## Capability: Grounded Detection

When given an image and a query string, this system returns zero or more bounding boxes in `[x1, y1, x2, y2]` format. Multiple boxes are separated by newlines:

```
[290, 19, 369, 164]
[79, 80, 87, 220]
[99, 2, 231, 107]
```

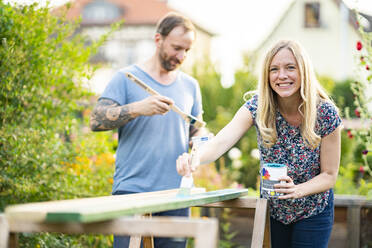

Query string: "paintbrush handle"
[125, 72, 205, 128]
[125, 72, 161, 96]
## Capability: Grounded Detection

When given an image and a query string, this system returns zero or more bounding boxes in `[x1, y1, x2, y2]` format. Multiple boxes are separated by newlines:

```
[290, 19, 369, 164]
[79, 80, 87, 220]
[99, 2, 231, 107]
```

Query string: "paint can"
[190, 136, 209, 168]
[260, 163, 287, 198]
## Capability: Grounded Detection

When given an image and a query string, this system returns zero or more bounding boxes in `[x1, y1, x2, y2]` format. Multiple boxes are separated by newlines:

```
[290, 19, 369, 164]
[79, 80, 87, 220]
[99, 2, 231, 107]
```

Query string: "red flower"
[366, 65, 370, 70]
[362, 149, 369, 155]
[354, 109, 361, 118]
[347, 130, 353, 139]
[359, 166, 364, 173]
[357, 41, 362, 50]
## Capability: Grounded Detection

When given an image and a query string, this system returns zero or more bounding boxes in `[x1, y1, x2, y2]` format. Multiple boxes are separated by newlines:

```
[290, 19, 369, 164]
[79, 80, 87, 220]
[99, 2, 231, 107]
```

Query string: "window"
[82, 0, 122, 24]
[304, 2, 321, 28]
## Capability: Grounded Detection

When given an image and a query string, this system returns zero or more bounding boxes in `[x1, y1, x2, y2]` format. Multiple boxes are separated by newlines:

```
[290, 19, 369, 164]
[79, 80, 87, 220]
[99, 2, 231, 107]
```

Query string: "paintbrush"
[178, 136, 209, 196]
[125, 72, 206, 128]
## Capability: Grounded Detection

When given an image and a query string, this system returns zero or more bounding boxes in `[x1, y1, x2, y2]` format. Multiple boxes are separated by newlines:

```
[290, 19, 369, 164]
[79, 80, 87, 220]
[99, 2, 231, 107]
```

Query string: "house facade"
[253, 0, 370, 81]
[57, 0, 214, 92]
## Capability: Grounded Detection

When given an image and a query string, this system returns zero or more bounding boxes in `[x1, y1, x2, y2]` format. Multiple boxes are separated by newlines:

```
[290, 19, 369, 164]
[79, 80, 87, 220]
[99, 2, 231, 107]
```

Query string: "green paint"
[45, 188, 248, 223]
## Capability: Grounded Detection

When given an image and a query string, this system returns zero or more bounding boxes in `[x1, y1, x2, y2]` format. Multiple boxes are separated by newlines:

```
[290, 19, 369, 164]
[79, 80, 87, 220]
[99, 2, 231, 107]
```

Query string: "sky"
[6, 0, 372, 87]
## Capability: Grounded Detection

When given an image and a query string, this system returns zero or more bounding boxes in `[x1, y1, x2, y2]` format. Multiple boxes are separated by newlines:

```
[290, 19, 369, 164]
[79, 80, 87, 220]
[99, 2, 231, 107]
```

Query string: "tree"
[0, 1, 118, 246]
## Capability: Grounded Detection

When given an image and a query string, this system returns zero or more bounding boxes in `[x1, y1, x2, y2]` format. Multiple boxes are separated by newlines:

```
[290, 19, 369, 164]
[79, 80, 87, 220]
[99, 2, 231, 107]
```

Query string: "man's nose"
[176, 50, 186, 62]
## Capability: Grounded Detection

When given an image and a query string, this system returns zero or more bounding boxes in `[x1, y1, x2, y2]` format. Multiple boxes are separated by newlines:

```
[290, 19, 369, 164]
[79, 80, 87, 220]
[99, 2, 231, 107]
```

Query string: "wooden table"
[1, 188, 270, 248]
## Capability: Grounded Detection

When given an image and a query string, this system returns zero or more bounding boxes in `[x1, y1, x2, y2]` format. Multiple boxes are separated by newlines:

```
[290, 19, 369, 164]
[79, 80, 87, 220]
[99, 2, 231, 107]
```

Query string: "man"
[90, 12, 204, 248]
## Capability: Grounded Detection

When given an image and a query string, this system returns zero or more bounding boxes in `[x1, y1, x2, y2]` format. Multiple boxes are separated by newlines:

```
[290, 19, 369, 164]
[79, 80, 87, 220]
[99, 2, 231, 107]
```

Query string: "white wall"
[254, 0, 360, 81]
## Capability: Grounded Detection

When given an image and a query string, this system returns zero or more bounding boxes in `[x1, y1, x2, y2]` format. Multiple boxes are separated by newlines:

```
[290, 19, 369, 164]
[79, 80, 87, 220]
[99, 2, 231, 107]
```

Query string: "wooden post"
[194, 218, 219, 248]
[0, 214, 9, 248]
[263, 201, 271, 248]
[141, 213, 154, 248]
[251, 198, 270, 248]
[347, 206, 360, 248]
[129, 214, 146, 248]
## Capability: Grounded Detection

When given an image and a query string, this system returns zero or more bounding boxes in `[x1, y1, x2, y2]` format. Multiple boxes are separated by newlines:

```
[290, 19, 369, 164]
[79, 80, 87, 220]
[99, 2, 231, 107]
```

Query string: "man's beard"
[159, 49, 181, 72]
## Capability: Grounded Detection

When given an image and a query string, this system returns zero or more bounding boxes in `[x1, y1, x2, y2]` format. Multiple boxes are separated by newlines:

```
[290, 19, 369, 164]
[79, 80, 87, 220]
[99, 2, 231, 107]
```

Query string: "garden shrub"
[0, 1, 119, 246]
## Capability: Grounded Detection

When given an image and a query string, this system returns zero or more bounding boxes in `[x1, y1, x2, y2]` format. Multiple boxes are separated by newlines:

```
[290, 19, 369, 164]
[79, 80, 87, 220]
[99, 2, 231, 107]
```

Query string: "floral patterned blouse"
[244, 95, 342, 224]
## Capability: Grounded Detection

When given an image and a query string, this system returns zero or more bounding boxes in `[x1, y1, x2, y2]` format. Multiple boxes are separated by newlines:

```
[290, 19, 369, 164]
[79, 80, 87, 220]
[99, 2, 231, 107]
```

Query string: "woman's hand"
[274, 176, 304, 199]
[176, 153, 193, 176]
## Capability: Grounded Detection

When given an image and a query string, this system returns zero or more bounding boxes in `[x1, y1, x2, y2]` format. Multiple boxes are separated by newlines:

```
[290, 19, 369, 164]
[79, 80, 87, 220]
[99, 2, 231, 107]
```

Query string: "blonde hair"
[256, 40, 333, 149]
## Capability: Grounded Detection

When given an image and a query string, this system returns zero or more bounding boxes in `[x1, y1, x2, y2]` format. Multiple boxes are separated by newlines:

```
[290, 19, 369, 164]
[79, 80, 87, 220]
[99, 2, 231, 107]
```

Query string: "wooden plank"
[335, 195, 372, 207]
[6, 216, 218, 244]
[347, 206, 360, 248]
[5, 188, 248, 223]
[200, 196, 258, 209]
[4, 188, 204, 223]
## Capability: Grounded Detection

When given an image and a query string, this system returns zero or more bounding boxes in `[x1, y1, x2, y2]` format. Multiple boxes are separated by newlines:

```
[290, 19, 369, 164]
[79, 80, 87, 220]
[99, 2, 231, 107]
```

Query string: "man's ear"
[154, 33, 163, 48]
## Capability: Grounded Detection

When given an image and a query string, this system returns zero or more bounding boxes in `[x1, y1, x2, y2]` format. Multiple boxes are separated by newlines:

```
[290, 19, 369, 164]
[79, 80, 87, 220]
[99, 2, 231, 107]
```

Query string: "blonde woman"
[176, 40, 342, 248]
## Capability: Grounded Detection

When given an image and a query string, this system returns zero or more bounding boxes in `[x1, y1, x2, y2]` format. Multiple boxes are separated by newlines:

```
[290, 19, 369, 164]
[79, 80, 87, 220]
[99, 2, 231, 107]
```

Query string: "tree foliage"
[0, 2, 118, 246]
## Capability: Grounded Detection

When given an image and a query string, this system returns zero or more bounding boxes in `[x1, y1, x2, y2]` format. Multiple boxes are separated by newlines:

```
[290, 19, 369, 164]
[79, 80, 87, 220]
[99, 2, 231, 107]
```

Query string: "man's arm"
[90, 99, 135, 131]
[90, 95, 174, 131]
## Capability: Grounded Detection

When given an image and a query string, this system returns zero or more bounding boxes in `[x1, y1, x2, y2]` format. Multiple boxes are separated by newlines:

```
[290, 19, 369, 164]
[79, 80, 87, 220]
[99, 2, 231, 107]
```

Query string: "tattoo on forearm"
[90, 99, 134, 131]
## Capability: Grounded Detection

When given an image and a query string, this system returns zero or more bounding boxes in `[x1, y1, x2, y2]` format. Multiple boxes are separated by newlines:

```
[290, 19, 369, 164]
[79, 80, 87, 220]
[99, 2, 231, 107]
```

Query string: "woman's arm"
[177, 106, 254, 176]
[275, 125, 342, 199]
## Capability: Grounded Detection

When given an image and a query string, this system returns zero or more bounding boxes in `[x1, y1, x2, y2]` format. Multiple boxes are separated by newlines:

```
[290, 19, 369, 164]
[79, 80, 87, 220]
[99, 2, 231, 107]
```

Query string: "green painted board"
[5, 188, 248, 223]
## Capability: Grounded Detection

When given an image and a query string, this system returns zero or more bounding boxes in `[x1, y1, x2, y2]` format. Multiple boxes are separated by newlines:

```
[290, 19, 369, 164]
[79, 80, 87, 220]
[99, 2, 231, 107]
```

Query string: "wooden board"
[5, 188, 248, 223]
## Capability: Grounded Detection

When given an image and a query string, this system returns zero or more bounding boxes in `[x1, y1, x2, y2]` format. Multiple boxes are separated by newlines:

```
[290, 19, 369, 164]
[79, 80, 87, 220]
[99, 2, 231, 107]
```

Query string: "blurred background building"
[54, 0, 372, 92]
[254, 0, 372, 81]
[57, 0, 214, 93]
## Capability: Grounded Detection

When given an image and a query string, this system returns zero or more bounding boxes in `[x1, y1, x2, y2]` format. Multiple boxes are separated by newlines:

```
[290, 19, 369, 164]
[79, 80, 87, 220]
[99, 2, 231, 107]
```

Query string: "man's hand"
[133, 95, 174, 116]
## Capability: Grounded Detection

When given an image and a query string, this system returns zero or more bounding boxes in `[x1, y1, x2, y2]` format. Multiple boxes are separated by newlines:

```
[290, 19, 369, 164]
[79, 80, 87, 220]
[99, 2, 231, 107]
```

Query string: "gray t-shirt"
[99, 65, 203, 193]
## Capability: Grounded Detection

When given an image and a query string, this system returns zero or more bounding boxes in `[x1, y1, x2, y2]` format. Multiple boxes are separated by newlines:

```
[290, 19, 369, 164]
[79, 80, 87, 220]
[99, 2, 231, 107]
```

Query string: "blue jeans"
[113, 190, 189, 248]
[270, 191, 334, 248]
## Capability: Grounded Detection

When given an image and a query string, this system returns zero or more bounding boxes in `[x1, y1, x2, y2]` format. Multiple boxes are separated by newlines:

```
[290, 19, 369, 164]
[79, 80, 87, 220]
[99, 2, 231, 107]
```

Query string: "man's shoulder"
[177, 71, 198, 86]
[118, 64, 138, 75]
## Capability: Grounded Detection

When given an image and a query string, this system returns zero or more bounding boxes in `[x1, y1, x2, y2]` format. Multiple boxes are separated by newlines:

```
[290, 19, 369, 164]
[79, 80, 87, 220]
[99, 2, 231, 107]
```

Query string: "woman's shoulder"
[244, 94, 258, 118]
[245, 93, 258, 105]
[317, 99, 339, 117]
[316, 99, 342, 136]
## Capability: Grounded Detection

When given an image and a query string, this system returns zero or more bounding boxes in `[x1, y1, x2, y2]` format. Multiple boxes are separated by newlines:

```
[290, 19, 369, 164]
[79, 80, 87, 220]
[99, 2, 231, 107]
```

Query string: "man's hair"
[156, 12, 195, 37]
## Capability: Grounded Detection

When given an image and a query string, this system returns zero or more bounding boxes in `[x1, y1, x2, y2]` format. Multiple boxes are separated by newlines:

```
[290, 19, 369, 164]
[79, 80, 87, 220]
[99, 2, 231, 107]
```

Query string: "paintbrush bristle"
[193, 120, 206, 128]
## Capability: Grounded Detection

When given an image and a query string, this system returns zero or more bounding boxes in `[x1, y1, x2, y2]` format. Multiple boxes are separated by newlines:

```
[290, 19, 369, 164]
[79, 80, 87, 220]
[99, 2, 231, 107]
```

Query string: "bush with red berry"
[347, 13, 372, 189]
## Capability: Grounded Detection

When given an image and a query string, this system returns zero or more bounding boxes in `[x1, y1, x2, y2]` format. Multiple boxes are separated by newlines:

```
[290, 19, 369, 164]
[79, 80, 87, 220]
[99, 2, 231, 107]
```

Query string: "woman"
[176, 40, 342, 248]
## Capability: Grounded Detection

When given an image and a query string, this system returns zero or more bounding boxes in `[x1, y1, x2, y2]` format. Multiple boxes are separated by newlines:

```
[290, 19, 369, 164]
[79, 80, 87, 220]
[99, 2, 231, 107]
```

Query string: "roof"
[54, 0, 214, 35]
